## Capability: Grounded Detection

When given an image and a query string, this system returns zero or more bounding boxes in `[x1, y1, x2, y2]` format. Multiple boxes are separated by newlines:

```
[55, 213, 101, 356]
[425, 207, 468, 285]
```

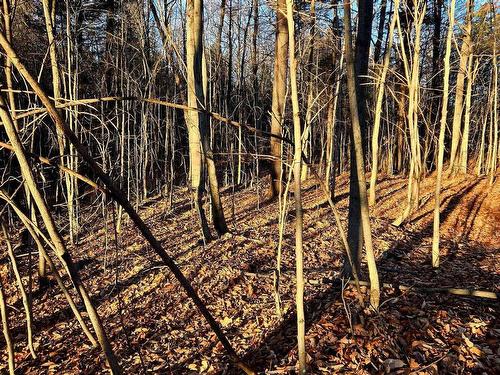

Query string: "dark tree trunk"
[346, 0, 373, 274]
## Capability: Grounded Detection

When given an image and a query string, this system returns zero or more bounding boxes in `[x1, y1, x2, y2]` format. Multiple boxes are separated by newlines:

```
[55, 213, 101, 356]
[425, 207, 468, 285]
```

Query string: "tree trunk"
[448, 0, 473, 174]
[270, 0, 288, 197]
[374, 0, 388, 63]
[459, 55, 476, 174]
[343, 0, 380, 309]
[0, 275, 14, 375]
[300, 0, 316, 181]
[186, 0, 228, 239]
[392, 1, 425, 226]
[432, 0, 455, 268]
[346, 0, 373, 276]
[285, 1, 306, 370]
[369, 0, 399, 206]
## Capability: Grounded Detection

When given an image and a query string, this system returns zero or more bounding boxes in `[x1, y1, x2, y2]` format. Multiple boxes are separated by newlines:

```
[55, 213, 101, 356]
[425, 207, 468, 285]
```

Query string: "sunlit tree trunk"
[488, 5, 498, 185]
[1, 221, 36, 358]
[343, 0, 380, 309]
[300, 0, 316, 181]
[432, 0, 455, 268]
[448, 0, 473, 174]
[42, 0, 77, 243]
[0, 274, 14, 375]
[393, 0, 425, 226]
[369, 0, 399, 206]
[186, 0, 228, 239]
[270, 0, 288, 197]
[285, 1, 306, 370]
[459, 55, 477, 174]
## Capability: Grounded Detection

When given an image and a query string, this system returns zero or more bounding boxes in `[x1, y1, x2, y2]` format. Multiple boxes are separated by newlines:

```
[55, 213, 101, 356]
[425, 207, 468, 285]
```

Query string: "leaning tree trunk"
[0, 92, 122, 374]
[2, 0, 48, 286]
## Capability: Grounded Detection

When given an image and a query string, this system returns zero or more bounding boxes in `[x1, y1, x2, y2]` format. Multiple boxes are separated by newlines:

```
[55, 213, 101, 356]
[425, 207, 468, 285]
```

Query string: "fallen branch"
[324, 278, 498, 300]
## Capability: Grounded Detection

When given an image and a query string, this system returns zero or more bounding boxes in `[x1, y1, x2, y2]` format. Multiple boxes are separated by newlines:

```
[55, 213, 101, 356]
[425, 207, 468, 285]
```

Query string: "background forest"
[0, 0, 498, 373]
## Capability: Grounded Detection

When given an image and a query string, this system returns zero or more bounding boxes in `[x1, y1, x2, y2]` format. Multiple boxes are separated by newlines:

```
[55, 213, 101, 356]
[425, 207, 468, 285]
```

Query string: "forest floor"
[1, 171, 499, 374]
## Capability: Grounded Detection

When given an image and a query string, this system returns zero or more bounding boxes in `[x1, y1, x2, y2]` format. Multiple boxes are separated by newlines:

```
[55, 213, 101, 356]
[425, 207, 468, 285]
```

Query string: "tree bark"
[285, 1, 306, 370]
[448, 0, 473, 174]
[270, 0, 288, 197]
[342, 0, 380, 309]
[346, 0, 373, 276]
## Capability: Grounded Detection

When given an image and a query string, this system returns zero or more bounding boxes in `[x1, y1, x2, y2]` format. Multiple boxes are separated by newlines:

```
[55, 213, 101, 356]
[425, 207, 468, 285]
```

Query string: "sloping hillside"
[1, 173, 498, 374]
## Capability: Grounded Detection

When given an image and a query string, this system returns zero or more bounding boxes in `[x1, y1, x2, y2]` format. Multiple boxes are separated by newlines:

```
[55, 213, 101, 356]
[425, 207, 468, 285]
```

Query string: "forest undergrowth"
[0, 171, 498, 374]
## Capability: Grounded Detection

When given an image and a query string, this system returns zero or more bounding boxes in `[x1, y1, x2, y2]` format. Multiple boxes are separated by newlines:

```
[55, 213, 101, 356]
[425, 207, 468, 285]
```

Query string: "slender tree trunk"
[432, 0, 455, 268]
[374, 0, 388, 63]
[346, 0, 373, 276]
[393, 1, 425, 226]
[489, 7, 498, 185]
[343, 0, 380, 309]
[430, 0, 443, 123]
[369, 0, 399, 205]
[285, 1, 306, 370]
[1, 221, 36, 358]
[459, 55, 476, 173]
[300, 0, 316, 181]
[0, 275, 14, 375]
[475, 93, 490, 176]
[448, 0, 473, 174]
